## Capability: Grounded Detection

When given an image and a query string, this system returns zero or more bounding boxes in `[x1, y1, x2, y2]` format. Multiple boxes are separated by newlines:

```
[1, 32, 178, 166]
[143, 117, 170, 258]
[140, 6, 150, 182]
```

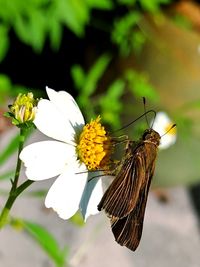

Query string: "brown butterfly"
[98, 128, 161, 251]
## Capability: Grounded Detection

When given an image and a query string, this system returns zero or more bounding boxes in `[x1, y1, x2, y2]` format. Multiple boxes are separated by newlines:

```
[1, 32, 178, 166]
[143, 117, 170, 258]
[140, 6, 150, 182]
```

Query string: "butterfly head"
[142, 129, 161, 146]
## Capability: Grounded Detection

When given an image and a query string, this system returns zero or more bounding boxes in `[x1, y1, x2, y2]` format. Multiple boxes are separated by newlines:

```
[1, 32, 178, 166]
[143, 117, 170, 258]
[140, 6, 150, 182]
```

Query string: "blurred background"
[0, 0, 200, 266]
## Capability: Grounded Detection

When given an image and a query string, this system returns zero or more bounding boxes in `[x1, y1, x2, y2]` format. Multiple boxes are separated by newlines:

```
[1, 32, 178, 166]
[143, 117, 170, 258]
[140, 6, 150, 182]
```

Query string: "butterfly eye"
[142, 129, 151, 139]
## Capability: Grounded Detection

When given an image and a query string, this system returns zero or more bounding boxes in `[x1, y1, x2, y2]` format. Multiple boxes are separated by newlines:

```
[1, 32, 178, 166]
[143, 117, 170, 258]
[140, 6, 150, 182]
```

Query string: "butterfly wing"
[98, 150, 146, 218]
[111, 159, 155, 251]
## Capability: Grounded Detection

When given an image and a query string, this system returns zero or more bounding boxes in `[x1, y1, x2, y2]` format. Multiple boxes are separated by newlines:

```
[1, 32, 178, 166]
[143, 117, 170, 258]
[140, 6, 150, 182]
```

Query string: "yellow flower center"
[165, 123, 176, 136]
[77, 116, 112, 171]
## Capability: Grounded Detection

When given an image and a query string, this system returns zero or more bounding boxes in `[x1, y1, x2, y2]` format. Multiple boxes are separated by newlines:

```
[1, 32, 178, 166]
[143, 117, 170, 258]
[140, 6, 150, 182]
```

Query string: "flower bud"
[6, 92, 38, 127]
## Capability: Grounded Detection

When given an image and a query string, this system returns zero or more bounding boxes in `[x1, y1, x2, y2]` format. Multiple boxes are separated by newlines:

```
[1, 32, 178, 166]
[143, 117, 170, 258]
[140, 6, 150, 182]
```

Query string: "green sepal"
[4, 111, 35, 129]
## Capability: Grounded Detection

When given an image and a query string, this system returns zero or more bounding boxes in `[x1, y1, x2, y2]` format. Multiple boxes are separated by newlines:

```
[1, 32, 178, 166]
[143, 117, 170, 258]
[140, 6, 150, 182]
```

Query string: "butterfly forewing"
[98, 143, 146, 218]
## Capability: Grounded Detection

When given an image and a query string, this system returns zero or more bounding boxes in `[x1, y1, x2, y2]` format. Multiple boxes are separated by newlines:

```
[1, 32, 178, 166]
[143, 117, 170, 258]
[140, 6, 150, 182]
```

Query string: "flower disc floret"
[77, 116, 112, 171]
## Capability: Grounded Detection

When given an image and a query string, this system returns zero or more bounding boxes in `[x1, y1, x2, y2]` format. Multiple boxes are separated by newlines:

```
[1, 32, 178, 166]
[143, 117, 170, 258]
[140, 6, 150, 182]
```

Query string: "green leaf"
[105, 79, 125, 99]
[12, 220, 68, 267]
[14, 7, 46, 52]
[99, 79, 125, 128]
[125, 70, 159, 102]
[49, 19, 62, 51]
[112, 11, 142, 55]
[14, 13, 31, 46]
[57, 0, 87, 36]
[71, 65, 86, 91]
[172, 14, 193, 30]
[0, 24, 9, 62]
[140, 0, 171, 13]
[117, 0, 136, 5]
[0, 74, 12, 94]
[112, 11, 141, 44]
[74, 54, 112, 119]
[82, 53, 111, 97]
[100, 79, 124, 109]
[86, 0, 113, 9]
[28, 10, 46, 52]
[0, 133, 20, 165]
[70, 0, 90, 26]
[131, 31, 146, 55]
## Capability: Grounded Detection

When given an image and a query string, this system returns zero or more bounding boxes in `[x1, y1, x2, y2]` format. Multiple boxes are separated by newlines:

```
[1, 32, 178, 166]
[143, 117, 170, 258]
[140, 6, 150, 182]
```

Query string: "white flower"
[20, 87, 113, 220]
[152, 111, 176, 149]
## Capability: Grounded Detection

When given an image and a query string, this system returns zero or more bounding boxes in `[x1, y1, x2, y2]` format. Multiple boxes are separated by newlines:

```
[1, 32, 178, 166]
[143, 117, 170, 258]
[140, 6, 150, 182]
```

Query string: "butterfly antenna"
[161, 124, 176, 138]
[112, 109, 156, 134]
[143, 97, 150, 128]
[150, 111, 157, 129]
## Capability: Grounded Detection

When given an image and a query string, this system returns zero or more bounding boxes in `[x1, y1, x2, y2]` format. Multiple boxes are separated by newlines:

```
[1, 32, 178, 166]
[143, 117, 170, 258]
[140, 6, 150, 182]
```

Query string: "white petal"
[34, 99, 75, 144]
[79, 172, 104, 221]
[152, 111, 172, 136]
[159, 134, 176, 149]
[46, 87, 85, 128]
[45, 162, 88, 219]
[20, 141, 76, 180]
[152, 111, 176, 149]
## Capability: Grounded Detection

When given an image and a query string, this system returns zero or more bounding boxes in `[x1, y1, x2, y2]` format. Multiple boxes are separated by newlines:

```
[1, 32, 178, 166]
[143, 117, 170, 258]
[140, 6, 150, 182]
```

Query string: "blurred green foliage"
[139, 0, 171, 12]
[172, 14, 193, 30]
[71, 53, 112, 111]
[71, 55, 158, 129]
[112, 11, 143, 56]
[0, 75, 27, 103]
[124, 70, 159, 101]
[71, 53, 112, 119]
[0, 132, 20, 165]
[0, 170, 15, 181]
[0, 0, 168, 105]
[0, 74, 46, 111]
[97, 79, 125, 128]
[0, 0, 113, 58]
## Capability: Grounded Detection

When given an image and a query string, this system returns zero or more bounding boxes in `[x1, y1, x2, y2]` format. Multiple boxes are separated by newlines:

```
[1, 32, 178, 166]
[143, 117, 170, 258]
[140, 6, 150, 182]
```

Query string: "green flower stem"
[12, 128, 26, 190]
[0, 180, 34, 228]
[0, 128, 34, 229]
